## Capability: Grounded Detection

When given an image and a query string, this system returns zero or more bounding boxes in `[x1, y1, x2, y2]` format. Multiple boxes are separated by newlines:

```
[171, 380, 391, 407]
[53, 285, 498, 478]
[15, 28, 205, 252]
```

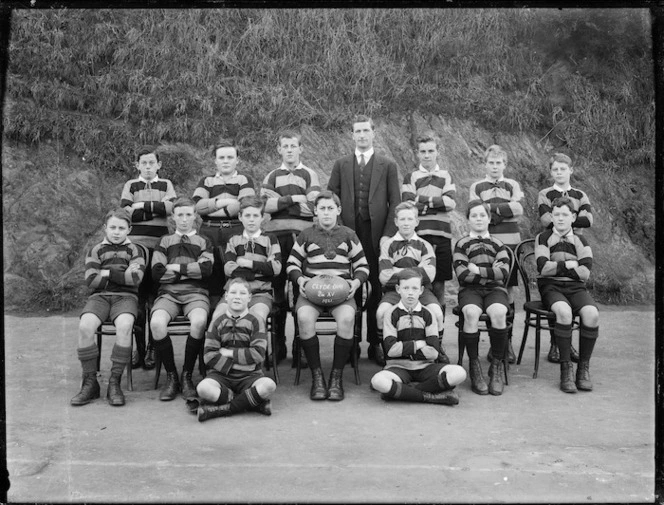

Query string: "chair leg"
[502, 324, 510, 386]
[517, 314, 529, 365]
[126, 333, 133, 391]
[352, 336, 361, 386]
[96, 332, 102, 372]
[270, 316, 280, 384]
[293, 319, 302, 386]
[154, 356, 162, 389]
[456, 313, 465, 366]
[534, 317, 542, 379]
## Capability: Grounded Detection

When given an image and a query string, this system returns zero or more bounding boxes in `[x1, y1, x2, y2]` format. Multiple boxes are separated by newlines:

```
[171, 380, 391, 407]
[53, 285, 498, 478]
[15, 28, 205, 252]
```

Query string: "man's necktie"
[359, 154, 366, 168]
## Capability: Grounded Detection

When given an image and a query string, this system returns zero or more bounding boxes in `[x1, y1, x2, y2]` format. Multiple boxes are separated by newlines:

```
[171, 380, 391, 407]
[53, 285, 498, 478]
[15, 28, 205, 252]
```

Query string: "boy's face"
[352, 121, 375, 152]
[468, 205, 491, 234]
[214, 147, 238, 176]
[224, 282, 251, 314]
[277, 137, 302, 168]
[485, 154, 506, 181]
[104, 216, 131, 244]
[173, 205, 197, 234]
[550, 161, 573, 186]
[239, 206, 264, 235]
[395, 209, 419, 238]
[314, 198, 341, 229]
[416, 141, 438, 170]
[395, 276, 424, 309]
[136, 153, 161, 181]
[552, 205, 576, 233]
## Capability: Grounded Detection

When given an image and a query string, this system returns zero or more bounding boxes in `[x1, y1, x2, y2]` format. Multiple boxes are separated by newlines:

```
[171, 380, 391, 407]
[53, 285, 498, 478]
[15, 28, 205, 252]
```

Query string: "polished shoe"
[327, 368, 344, 401]
[70, 371, 100, 406]
[131, 349, 143, 369]
[422, 390, 459, 405]
[368, 344, 386, 367]
[310, 367, 328, 400]
[180, 370, 197, 400]
[560, 361, 577, 393]
[488, 359, 505, 396]
[159, 371, 181, 401]
[547, 343, 561, 363]
[143, 346, 156, 370]
[255, 399, 272, 416]
[575, 360, 593, 391]
[198, 403, 232, 422]
[570, 344, 580, 364]
[106, 374, 125, 406]
[469, 357, 488, 395]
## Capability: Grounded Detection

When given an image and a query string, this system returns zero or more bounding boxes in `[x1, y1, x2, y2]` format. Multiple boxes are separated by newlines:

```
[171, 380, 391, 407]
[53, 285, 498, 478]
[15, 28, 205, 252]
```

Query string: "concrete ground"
[3, 305, 656, 503]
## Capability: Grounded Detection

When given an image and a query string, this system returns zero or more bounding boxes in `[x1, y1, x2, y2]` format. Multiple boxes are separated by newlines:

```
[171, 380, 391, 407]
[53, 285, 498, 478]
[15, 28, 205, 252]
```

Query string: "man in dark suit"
[328, 115, 401, 366]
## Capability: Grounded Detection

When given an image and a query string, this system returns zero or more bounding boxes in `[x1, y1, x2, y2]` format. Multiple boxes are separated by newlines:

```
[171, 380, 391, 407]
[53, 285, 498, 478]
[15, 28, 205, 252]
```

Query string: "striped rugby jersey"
[538, 185, 593, 231]
[401, 165, 456, 239]
[84, 238, 146, 297]
[152, 232, 213, 297]
[204, 309, 266, 374]
[382, 301, 440, 370]
[223, 231, 282, 294]
[453, 234, 510, 289]
[120, 176, 177, 249]
[378, 232, 436, 290]
[468, 177, 523, 247]
[261, 163, 321, 221]
[286, 223, 369, 284]
[535, 229, 592, 283]
[192, 171, 255, 220]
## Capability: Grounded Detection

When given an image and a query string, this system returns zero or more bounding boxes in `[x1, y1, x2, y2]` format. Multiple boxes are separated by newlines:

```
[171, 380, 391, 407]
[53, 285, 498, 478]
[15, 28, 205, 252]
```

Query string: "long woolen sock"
[579, 325, 599, 360]
[183, 335, 203, 373]
[154, 336, 177, 373]
[462, 331, 480, 359]
[300, 336, 321, 370]
[332, 336, 353, 369]
[554, 322, 573, 362]
[78, 344, 100, 374]
[110, 344, 131, 377]
[488, 327, 509, 360]
[384, 381, 424, 402]
[229, 386, 262, 414]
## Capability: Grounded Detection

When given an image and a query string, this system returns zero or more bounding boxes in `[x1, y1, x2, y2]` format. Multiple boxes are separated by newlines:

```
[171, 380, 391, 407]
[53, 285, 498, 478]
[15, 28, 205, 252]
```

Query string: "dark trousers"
[354, 216, 380, 346]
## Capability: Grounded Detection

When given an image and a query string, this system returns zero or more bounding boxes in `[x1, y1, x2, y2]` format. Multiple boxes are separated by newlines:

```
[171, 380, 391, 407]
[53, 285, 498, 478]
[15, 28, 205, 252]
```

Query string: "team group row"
[71, 115, 599, 421]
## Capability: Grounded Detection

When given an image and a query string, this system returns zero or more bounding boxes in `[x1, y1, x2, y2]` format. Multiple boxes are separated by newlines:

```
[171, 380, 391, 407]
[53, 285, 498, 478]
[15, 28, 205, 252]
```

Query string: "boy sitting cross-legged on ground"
[453, 200, 511, 396]
[376, 201, 449, 364]
[71, 208, 146, 407]
[193, 277, 277, 421]
[535, 196, 599, 394]
[371, 268, 466, 406]
[209, 195, 281, 335]
[150, 198, 213, 402]
[287, 190, 370, 402]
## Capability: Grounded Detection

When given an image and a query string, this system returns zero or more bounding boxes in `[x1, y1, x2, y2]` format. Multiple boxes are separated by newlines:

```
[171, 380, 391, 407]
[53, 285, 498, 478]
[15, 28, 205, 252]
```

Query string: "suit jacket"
[328, 153, 401, 250]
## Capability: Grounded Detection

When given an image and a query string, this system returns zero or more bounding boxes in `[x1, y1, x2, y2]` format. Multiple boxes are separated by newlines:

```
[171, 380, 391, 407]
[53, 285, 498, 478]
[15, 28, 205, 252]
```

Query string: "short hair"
[352, 114, 374, 131]
[415, 134, 438, 149]
[548, 152, 573, 170]
[239, 195, 265, 215]
[483, 144, 507, 163]
[278, 130, 302, 146]
[394, 201, 419, 218]
[314, 190, 341, 208]
[212, 138, 238, 157]
[466, 199, 491, 219]
[397, 267, 423, 285]
[105, 208, 132, 226]
[135, 145, 159, 163]
[551, 196, 576, 214]
[226, 277, 251, 293]
[172, 197, 196, 211]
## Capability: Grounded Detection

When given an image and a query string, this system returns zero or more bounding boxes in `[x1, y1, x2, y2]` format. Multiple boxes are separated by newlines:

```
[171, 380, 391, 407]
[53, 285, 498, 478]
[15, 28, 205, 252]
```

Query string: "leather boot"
[469, 358, 488, 395]
[106, 373, 125, 406]
[198, 403, 232, 422]
[143, 344, 156, 370]
[488, 359, 505, 396]
[422, 390, 459, 405]
[180, 370, 197, 400]
[547, 343, 560, 363]
[310, 367, 328, 400]
[327, 368, 344, 401]
[570, 344, 580, 364]
[71, 371, 101, 406]
[575, 360, 593, 391]
[159, 371, 181, 401]
[255, 399, 272, 416]
[560, 361, 577, 393]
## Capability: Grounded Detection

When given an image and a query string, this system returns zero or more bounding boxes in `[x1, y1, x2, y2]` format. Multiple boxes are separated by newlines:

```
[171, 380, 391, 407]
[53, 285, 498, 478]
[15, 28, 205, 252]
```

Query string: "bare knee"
[552, 303, 573, 325]
[196, 378, 221, 402]
[371, 371, 396, 394]
[254, 377, 276, 398]
[579, 306, 599, 327]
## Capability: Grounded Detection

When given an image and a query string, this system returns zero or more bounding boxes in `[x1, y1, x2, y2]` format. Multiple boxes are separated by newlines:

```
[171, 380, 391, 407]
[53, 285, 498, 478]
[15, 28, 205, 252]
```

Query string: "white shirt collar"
[243, 230, 262, 240]
[175, 230, 197, 237]
[397, 300, 423, 312]
[138, 175, 159, 184]
[214, 171, 238, 179]
[279, 162, 304, 172]
[226, 308, 250, 319]
[102, 237, 132, 245]
[484, 175, 505, 183]
[553, 227, 574, 239]
[355, 148, 374, 163]
[469, 231, 491, 239]
[393, 231, 419, 241]
[418, 164, 441, 173]
[553, 183, 572, 192]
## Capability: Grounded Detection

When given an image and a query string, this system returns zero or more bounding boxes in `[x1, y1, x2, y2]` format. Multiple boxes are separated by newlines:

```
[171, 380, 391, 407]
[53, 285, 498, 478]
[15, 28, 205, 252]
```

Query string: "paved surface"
[3, 305, 656, 503]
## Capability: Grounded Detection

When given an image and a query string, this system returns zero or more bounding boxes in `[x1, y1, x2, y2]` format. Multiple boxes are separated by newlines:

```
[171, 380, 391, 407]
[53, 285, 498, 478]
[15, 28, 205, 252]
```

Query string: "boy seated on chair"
[150, 198, 213, 402]
[371, 268, 466, 406]
[453, 199, 511, 397]
[535, 196, 599, 394]
[376, 201, 449, 364]
[286, 190, 369, 402]
[192, 277, 277, 421]
[71, 208, 146, 407]
[209, 195, 281, 335]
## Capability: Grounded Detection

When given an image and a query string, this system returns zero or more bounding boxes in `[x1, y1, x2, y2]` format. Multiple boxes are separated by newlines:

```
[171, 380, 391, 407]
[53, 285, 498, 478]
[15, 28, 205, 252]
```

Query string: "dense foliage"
[5, 8, 654, 170]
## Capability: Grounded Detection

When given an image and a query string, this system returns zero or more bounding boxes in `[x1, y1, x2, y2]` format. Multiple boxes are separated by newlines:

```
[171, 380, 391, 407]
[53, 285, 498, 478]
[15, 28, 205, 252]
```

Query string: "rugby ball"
[304, 274, 351, 307]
